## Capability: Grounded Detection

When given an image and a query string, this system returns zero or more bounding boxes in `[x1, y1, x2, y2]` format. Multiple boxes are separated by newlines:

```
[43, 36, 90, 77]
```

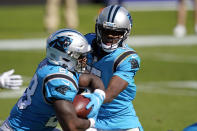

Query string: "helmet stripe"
[57, 29, 83, 38]
[49, 28, 86, 45]
[44, 73, 78, 90]
[107, 5, 115, 22]
[111, 6, 121, 22]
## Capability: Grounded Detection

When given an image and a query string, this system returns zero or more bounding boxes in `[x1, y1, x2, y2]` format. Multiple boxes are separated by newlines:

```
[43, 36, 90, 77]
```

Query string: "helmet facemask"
[95, 5, 132, 53]
[97, 24, 128, 53]
[65, 51, 88, 73]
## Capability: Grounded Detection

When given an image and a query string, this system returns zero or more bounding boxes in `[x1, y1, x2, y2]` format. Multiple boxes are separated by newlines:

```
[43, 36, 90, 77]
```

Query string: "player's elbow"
[67, 119, 88, 131]
[64, 121, 79, 131]
[58, 117, 84, 131]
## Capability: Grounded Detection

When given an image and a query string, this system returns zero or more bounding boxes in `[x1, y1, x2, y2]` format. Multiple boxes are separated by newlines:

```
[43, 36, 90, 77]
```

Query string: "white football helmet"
[96, 5, 132, 53]
[46, 29, 91, 73]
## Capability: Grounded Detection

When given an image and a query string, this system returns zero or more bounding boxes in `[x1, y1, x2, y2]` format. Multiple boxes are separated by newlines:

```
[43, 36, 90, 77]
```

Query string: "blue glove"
[83, 89, 105, 118]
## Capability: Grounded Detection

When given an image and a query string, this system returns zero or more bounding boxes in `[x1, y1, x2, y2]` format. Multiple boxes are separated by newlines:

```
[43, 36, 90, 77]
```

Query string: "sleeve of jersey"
[85, 33, 96, 45]
[113, 54, 140, 83]
[43, 77, 78, 103]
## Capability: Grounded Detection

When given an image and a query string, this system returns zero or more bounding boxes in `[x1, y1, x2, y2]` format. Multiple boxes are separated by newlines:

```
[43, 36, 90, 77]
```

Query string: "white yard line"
[0, 120, 3, 125]
[0, 81, 196, 99]
[123, 0, 194, 11]
[143, 52, 197, 64]
[138, 81, 197, 96]
[126, 35, 197, 47]
[0, 38, 46, 50]
[139, 81, 197, 90]
[0, 35, 197, 50]
[0, 87, 25, 99]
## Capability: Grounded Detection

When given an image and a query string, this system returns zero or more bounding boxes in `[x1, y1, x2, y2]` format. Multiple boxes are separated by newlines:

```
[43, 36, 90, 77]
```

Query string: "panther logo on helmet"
[46, 29, 91, 73]
[48, 36, 73, 52]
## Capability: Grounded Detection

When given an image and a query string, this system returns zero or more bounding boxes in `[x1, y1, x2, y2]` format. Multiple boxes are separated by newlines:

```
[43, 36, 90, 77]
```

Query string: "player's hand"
[0, 69, 23, 90]
[83, 89, 105, 118]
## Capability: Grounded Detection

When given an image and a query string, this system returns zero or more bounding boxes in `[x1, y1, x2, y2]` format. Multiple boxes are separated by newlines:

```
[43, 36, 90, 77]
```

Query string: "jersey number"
[17, 74, 38, 109]
[45, 116, 58, 127]
[16, 74, 58, 128]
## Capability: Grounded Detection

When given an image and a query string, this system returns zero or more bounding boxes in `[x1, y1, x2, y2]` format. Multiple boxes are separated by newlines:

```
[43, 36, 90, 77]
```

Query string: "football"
[73, 94, 92, 119]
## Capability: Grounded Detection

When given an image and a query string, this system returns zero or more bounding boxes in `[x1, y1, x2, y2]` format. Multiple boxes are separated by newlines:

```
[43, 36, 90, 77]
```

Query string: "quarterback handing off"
[85, 5, 143, 131]
[0, 29, 105, 131]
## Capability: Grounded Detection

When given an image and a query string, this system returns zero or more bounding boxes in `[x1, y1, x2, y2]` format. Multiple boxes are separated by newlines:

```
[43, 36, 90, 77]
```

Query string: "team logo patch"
[55, 86, 69, 95]
[49, 36, 73, 52]
[129, 58, 139, 69]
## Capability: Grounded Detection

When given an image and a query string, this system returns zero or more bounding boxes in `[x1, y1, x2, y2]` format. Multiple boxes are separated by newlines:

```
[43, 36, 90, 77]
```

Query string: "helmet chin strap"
[100, 36, 123, 53]
[101, 42, 117, 53]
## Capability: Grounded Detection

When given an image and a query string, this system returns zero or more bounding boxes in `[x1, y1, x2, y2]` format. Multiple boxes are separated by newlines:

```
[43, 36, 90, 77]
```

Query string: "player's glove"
[0, 69, 23, 90]
[83, 89, 105, 119]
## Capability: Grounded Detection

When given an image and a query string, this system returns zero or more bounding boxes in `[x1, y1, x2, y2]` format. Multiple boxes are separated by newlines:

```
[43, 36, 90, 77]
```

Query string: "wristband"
[94, 89, 106, 100]
[88, 118, 95, 128]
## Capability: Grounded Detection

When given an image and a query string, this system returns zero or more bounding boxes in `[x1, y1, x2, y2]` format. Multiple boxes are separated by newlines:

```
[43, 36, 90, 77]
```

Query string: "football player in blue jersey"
[84, 5, 143, 131]
[0, 29, 106, 131]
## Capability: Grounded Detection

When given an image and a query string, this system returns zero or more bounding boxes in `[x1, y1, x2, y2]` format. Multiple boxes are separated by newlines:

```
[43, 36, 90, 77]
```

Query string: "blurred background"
[0, 0, 197, 131]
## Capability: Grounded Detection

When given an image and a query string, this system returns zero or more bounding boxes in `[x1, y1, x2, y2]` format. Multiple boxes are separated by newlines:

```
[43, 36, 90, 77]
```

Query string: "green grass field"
[0, 4, 196, 39]
[0, 4, 197, 131]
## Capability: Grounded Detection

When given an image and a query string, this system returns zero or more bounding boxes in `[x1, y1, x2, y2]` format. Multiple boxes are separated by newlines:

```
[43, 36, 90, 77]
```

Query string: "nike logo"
[131, 55, 137, 58]
[62, 81, 70, 86]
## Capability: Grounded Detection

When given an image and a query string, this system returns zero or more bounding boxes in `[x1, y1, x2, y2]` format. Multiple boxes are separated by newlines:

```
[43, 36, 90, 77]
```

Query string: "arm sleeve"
[113, 53, 140, 83]
[43, 75, 78, 103]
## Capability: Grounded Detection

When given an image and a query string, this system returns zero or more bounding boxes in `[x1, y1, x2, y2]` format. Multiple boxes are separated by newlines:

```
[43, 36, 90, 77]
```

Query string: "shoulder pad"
[113, 51, 137, 72]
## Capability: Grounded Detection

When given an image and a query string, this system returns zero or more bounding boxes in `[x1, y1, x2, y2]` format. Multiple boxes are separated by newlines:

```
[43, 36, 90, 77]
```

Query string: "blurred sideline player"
[44, 0, 78, 33]
[0, 69, 23, 90]
[174, 0, 197, 37]
[85, 5, 143, 131]
[104, 0, 123, 6]
[0, 29, 105, 131]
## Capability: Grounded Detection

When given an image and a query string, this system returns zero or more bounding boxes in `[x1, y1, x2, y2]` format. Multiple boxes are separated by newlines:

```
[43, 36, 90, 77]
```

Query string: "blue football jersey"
[85, 33, 143, 130]
[8, 58, 79, 131]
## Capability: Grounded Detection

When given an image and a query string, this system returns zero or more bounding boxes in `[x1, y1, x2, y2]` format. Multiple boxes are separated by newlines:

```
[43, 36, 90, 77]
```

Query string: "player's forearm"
[79, 73, 105, 91]
[90, 76, 105, 91]
[54, 99, 93, 131]
[56, 113, 90, 131]
[70, 118, 91, 131]
[104, 89, 118, 103]
[103, 76, 128, 103]
[58, 118, 90, 131]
